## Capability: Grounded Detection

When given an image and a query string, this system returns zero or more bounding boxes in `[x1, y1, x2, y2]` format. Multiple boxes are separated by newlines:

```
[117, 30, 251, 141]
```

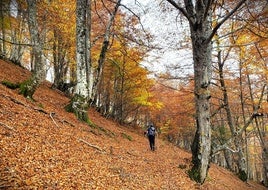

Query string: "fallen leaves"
[0, 59, 266, 190]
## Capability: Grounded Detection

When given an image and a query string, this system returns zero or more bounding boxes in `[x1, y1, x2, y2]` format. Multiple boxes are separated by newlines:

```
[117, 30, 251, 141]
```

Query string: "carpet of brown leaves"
[0, 59, 266, 189]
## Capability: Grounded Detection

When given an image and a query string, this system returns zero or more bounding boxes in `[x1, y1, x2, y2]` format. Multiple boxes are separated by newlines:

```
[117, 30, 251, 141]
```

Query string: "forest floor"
[0, 59, 266, 189]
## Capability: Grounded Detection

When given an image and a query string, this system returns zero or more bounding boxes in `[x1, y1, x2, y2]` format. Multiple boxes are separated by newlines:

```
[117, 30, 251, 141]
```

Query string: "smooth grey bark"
[216, 44, 247, 180]
[254, 108, 268, 186]
[21, 0, 45, 99]
[85, 0, 93, 100]
[165, 0, 247, 183]
[68, 0, 91, 122]
[166, 0, 212, 183]
[91, 0, 121, 104]
[10, 3, 26, 65]
[75, 0, 89, 98]
[215, 46, 234, 171]
[0, 0, 8, 58]
[247, 69, 268, 185]
[235, 58, 248, 181]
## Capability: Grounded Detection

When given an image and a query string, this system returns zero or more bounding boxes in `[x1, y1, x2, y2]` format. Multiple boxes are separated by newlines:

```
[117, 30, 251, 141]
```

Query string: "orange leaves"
[1, 54, 267, 190]
[149, 79, 195, 139]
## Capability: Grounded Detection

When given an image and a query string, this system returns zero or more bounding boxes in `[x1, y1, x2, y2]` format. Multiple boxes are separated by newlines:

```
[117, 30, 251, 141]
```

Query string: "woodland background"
[0, 0, 268, 188]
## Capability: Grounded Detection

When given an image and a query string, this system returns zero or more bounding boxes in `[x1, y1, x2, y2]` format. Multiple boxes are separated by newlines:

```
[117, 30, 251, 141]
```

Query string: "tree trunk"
[0, 0, 7, 58]
[216, 44, 247, 179]
[75, 0, 89, 98]
[180, 0, 212, 184]
[262, 147, 268, 186]
[255, 112, 268, 186]
[91, 0, 121, 104]
[67, 0, 91, 122]
[20, 0, 45, 99]
[51, 29, 69, 92]
[165, 0, 247, 184]
[85, 0, 93, 101]
[232, 54, 248, 181]
[190, 34, 212, 184]
[9, 3, 25, 66]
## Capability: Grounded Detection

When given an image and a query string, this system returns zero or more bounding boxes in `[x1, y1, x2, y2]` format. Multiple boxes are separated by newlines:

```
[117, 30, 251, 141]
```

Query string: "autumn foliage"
[1, 0, 268, 187]
[1, 59, 267, 189]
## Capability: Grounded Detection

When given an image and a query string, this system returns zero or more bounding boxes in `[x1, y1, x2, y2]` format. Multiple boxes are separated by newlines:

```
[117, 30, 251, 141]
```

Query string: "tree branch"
[206, 0, 247, 43]
[166, 0, 191, 23]
[204, 0, 213, 21]
[212, 84, 266, 155]
[50, 112, 59, 127]
[0, 122, 16, 131]
[78, 138, 103, 151]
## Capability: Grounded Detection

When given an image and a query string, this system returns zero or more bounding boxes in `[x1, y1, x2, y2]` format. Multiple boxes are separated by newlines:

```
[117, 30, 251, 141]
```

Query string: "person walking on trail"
[145, 124, 156, 151]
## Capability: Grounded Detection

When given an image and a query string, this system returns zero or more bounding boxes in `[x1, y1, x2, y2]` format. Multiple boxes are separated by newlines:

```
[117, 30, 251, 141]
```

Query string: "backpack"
[148, 126, 156, 136]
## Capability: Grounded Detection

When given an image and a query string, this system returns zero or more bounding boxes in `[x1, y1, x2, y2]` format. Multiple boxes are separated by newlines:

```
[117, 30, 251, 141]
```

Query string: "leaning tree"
[20, 0, 46, 99]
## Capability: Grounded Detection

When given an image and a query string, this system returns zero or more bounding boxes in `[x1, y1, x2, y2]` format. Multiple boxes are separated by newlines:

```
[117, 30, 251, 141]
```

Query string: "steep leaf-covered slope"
[0, 59, 265, 189]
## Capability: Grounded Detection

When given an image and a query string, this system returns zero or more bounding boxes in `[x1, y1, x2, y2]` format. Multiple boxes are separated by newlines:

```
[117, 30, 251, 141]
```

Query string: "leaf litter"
[0, 59, 266, 189]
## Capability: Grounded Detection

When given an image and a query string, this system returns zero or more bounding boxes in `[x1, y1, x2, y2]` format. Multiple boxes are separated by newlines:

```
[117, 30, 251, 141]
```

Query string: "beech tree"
[67, 0, 91, 121]
[209, 1, 268, 182]
[20, 0, 46, 99]
[0, 0, 9, 58]
[91, 0, 122, 104]
[212, 37, 248, 180]
[9, 1, 27, 66]
[45, 0, 76, 93]
[165, 0, 247, 183]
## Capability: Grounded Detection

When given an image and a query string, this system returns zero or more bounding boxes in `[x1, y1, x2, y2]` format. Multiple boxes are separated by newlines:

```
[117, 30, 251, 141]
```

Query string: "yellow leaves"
[133, 94, 152, 107]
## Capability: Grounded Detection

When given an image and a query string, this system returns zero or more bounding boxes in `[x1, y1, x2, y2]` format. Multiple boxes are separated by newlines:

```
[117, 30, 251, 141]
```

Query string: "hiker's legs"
[148, 136, 155, 151]
[148, 136, 152, 150]
[151, 136, 155, 151]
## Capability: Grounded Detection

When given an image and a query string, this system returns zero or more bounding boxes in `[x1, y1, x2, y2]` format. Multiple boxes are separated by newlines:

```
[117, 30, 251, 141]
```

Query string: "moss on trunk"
[19, 79, 36, 100]
[65, 94, 90, 123]
[1, 79, 37, 100]
[238, 169, 247, 182]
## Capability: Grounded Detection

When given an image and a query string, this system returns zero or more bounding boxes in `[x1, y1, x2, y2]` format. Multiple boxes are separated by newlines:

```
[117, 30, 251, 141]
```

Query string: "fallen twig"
[0, 94, 77, 128]
[50, 112, 59, 127]
[78, 138, 103, 152]
[0, 94, 47, 114]
[33, 107, 48, 114]
[0, 122, 15, 131]
[126, 151, 138, 157]
[62, 119, 75, 127]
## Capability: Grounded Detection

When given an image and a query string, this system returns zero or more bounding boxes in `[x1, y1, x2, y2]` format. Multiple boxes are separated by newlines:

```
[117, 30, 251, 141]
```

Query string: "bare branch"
[0, 122, 16, 131]
[206, 0, 247, 43]
[78, 138, 103, 151]
[165, 0, 191, 23]
[225, 146, 239, 153]
[119, 3, 151, 43]
[50, 112, 59, 127]
[212, 84, 266, 155]
[204, 0, 213, 21]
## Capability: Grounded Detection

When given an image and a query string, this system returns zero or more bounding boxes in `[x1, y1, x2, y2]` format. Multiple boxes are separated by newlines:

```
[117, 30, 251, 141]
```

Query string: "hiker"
[145, 124, 157, 151]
